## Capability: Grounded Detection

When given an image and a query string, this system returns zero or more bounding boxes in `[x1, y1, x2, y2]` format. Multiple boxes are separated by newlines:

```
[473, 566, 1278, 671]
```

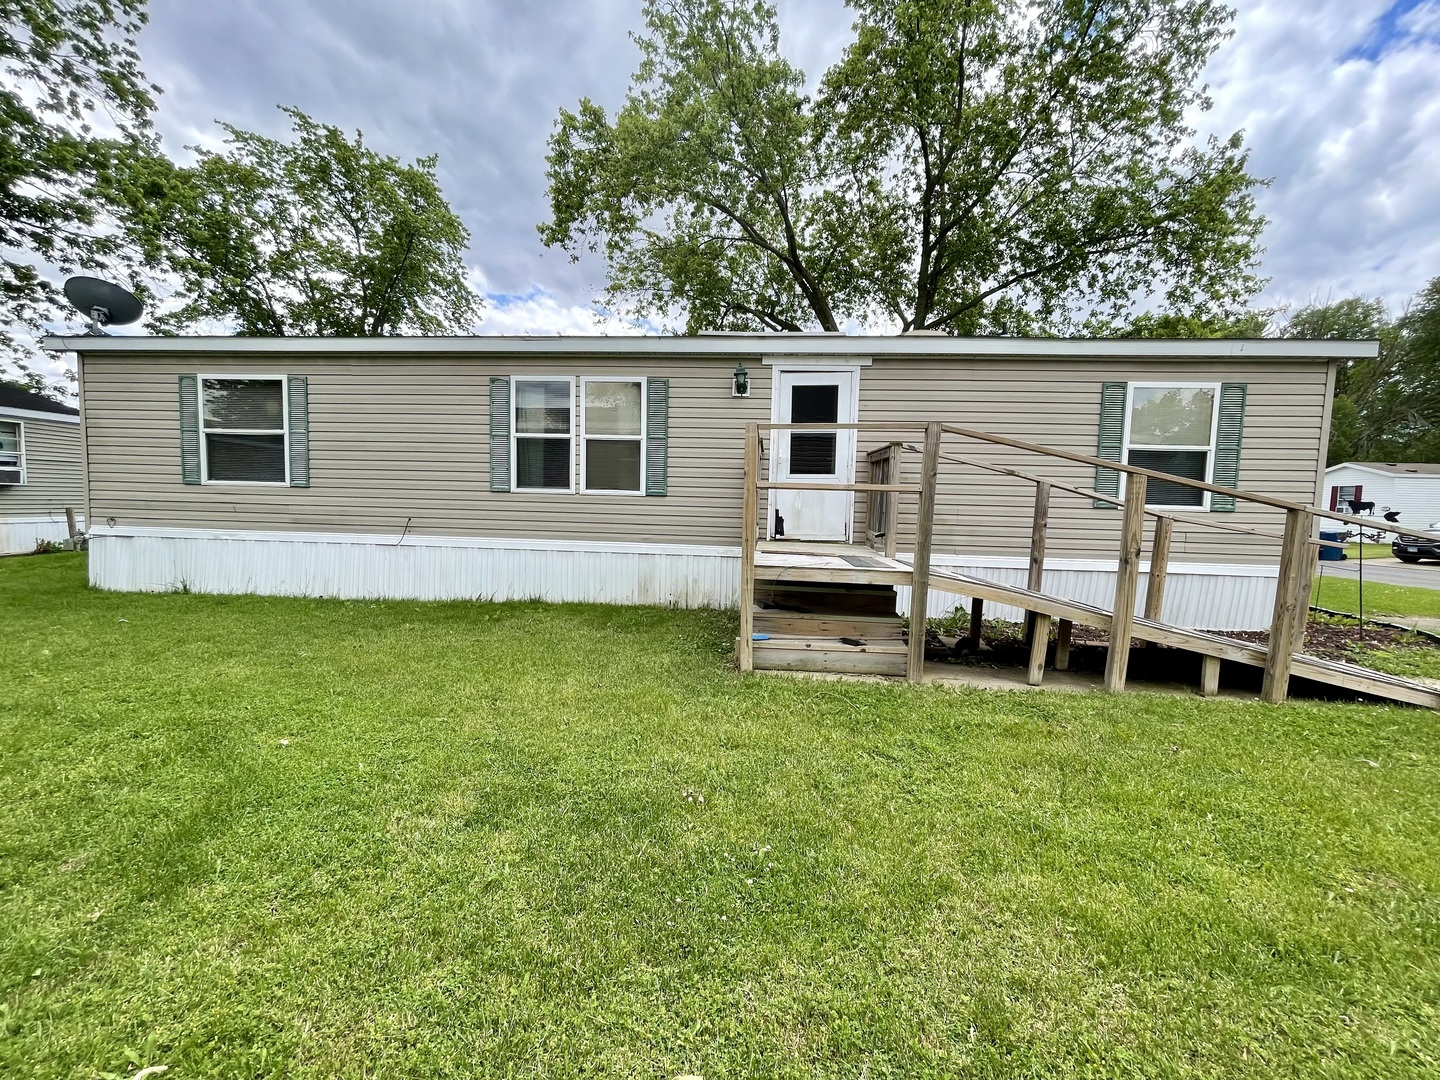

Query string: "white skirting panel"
[87, 528, 1279, 630]
[895, 556, 1278, 631]
[87, 528, 741, 608]
[1, 515, 81, 555]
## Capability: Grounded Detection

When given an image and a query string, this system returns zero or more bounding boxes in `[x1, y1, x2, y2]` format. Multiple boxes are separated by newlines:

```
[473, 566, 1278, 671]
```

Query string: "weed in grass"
[2, 554, 1440, 1077]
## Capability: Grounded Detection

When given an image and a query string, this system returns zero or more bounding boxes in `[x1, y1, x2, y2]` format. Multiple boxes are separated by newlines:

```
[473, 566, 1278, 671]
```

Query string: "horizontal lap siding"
[0, 415, 83, 518]
[857, 359, 1330, 565]
[82, 352, 1330, 565]
[82, 356, 770, 545]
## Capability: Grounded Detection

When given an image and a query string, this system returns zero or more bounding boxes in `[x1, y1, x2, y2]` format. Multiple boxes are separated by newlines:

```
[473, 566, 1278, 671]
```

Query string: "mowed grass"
[3, 555, 1440, 1078]
[1313, 572, 1440, 620]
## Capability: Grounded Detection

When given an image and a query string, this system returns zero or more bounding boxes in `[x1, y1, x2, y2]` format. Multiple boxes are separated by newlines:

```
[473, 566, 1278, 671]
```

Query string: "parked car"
[1392, 522, 1440, 563]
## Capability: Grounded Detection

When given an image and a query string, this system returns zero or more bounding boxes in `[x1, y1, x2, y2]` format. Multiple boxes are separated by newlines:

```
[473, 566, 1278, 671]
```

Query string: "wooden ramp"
[927, 566, 1440, 710]
[735, 420, 1440, 710]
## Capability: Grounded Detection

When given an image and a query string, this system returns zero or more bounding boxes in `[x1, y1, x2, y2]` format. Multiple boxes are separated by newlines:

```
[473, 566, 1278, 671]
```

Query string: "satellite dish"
[63, 276, 143, 335]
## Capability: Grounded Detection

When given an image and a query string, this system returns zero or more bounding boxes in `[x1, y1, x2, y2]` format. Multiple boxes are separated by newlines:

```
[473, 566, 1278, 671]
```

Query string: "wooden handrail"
[761, 421, 931, 432]
[907, 444, 1345, 548]
[938, 422, 1440, 543]
[757, 480, 919, 493]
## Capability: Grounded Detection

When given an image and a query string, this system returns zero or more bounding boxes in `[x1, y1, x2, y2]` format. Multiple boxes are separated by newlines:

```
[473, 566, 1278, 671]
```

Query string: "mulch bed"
[920, 614, 1439, 699]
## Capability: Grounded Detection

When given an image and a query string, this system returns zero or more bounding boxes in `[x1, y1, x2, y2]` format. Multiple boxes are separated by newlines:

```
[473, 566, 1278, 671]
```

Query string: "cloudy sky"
[82, 0, 1440, 340]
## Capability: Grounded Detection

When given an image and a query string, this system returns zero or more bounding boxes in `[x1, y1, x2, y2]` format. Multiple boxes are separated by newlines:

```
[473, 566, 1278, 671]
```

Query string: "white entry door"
[769, 368, 858, 540]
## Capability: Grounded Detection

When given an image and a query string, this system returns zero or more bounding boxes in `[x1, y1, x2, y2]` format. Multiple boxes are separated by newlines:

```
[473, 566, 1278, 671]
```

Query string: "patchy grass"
[4, 554, 1440, 1078]
[1352, 642, 1440, 683]
[1313, 572, 1440, 620]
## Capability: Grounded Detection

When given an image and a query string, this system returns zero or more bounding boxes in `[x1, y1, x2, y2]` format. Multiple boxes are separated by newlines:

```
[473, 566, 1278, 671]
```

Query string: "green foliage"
[107, 108, 481, 335]
[1280, 288, 1440, 465]
[0, 0, 157, 381]
[5, 554, 1440, 1074]
[541, 0, 1266, 334]
[1117, 309, 1273, 338]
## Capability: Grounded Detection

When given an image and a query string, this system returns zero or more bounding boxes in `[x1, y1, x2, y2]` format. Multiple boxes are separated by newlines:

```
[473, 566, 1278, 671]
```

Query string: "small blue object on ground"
[1318, 531, 1346, 561]
[751, 633, 770, 641]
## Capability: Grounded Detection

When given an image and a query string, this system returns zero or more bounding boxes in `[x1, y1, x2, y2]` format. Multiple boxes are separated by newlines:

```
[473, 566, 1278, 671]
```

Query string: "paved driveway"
[1318, 555, 1440, 590]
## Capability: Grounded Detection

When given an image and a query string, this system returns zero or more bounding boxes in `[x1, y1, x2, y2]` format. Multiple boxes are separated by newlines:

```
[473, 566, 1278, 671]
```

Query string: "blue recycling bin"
[1318, 530, 1346, 560]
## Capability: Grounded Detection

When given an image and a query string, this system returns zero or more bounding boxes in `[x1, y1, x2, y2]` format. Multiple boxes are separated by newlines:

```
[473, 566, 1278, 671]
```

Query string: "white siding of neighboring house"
[1321, 465, 1440, 533]
[0, 409, 84, 554]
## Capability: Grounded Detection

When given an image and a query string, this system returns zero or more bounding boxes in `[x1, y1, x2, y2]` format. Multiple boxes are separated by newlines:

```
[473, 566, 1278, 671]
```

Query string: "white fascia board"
[0, 405, 79, 424]
[39, 333, 1379, 361]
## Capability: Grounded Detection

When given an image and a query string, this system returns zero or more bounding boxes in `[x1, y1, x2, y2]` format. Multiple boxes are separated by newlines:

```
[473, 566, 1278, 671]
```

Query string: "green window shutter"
[645, 377, 669, 496]
[1210, 383, 1247, 512]
[489, 377, 511, 492]
[1092, 382, 1127, 508]
[178, 374, 201, 484]
[287, 375, 310, 487]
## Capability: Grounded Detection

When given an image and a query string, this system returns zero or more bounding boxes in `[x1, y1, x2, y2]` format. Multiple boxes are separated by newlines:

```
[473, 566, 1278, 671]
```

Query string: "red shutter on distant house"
[1329, 486, 1338, 511]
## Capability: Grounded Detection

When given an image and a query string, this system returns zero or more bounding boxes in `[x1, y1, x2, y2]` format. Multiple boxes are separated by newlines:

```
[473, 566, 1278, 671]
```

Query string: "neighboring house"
[0, 383, 83, 554]
[1321, 461, 1440, 533]
[43, 334, 1372, 630]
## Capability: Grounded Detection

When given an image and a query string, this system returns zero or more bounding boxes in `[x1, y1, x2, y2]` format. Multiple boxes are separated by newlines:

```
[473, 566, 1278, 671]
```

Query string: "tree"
[1279, 297, 1394, 465]
[541, 0, 1265, 335]
[108, 108, 481, 335]
[1387, 278, 1440, 463]
[0, 0, 157, 384]
[1120, 309, 1272, 338]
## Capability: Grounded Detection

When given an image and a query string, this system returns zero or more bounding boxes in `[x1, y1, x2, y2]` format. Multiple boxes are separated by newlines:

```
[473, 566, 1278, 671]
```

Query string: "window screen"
[1124, 385, 1215, 508]
[583, 380, 644, 491]
[789, 382, 839, 476]
[201, 378, 286, 482]
[0, 421, 19, 468]
[514, 378, 573, 490]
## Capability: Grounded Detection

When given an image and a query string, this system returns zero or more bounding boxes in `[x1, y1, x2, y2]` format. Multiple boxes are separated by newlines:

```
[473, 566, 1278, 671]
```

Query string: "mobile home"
[45, 334, 1370, 631]
[0, 383, 83, 554]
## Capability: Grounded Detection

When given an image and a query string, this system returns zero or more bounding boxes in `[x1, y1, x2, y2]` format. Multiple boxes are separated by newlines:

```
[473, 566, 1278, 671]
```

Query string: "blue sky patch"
[1345, 0, 1437, 62]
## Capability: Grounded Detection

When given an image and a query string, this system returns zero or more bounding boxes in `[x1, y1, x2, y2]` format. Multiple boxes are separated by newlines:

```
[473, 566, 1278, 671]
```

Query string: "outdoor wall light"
[732, 361, 750, 397]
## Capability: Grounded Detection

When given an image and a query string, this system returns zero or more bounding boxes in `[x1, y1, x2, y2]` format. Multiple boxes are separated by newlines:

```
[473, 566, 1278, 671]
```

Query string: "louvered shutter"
[179, 375, 201, 484]
[645, 377, 669, 496]
[1209, 383, 1246, 512]
[286, 376, 310, 487]
[1092, 382, 1126, 508]
[489, 377, 511, 492]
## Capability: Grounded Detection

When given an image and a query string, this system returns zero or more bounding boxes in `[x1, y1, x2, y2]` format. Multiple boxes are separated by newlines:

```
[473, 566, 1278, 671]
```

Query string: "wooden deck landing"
[748, 543, 1440, 709]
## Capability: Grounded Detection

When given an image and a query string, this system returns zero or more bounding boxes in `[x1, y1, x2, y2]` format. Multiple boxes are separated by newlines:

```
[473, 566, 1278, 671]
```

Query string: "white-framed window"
[200, 376, 289, 484]
[580, 377, 646, 494]
[512, 377, 575, 492]
[0, 420, 24, 484]
[1122, 382, 1219, 509]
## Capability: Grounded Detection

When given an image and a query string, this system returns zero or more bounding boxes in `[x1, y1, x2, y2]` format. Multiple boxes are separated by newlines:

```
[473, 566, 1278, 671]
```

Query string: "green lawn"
[4, 554, 1440, 1078]
[1313, 572, 1440, 620]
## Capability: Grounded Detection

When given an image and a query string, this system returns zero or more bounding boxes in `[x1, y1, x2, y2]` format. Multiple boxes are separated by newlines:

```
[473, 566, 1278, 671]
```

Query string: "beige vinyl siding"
[83, 355, 771, 544]
[0, 413, 83, 518]
[857, 358, 1331, 564]
[81, 350, 1331, 564]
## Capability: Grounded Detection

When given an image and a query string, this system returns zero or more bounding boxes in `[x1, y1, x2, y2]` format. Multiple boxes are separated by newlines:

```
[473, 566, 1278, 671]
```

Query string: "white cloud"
[15, 0, 1440, 380]
[1202, 0, 1440, 314]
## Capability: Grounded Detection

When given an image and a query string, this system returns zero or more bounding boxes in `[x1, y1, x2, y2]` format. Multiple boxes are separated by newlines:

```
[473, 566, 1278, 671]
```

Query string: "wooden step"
[754, 581, 899, 617]
[751, 634, 908, 677]
[753, 610, 906, 640]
